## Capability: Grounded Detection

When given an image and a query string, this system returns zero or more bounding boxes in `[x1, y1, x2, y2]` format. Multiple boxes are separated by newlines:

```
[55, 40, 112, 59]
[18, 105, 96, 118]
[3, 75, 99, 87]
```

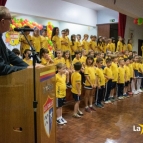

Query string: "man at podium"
[0, 6, 29, 75]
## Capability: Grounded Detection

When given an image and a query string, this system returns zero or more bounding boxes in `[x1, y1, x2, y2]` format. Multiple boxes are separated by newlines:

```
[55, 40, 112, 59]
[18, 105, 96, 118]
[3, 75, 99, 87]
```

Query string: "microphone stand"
[21, 31, 41, 143]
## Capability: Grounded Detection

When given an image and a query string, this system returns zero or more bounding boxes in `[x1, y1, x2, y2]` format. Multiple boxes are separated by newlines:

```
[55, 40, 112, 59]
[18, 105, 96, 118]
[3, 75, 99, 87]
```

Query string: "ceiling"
[89, 0, 143, 18]
[62, 0, 105, 10]
[63, 0, 143, 18]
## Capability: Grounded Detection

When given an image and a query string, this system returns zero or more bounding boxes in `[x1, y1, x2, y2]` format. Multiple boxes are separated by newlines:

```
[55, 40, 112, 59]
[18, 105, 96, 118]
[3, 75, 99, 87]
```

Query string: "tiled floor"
[57, 94, 143, 143]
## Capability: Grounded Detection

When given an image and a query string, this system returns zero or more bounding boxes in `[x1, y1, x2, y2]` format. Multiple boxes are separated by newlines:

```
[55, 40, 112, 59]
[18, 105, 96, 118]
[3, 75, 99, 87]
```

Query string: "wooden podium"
[0, 66, 56, 143]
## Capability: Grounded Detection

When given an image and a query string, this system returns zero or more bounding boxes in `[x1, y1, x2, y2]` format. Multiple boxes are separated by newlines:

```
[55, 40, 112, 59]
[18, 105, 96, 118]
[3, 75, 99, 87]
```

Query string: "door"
[138, 39, 143, 56]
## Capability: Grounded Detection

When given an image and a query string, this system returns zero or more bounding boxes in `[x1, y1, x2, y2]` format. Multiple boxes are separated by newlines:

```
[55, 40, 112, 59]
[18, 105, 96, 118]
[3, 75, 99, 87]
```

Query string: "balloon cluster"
[10, 17, 43, 30]
[47, 22, 54, 51]
[133, 18, 143, 25]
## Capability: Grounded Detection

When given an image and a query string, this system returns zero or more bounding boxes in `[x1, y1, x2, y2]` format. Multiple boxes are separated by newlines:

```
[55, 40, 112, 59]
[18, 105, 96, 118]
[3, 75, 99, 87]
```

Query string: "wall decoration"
[5, 31, 20, 46]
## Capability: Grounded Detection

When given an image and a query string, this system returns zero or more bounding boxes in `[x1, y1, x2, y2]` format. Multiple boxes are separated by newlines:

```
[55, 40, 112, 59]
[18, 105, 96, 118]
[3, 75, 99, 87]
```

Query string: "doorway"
[138, 39, 143, 56]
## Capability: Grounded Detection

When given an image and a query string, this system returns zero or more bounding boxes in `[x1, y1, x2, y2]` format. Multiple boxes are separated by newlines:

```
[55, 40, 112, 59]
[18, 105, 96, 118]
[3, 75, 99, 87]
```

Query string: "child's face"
[25, 51, 31, 59]
[129, 52, 132, 56]
[134, 56, 138, 62]
[77, 36, 81, 41]
[97, 61, 103, 68]
[90, 52, 94, 57]
[57, 51, 62, 58]
[34, 29, 40, 36]
[114, 58, 118, 63]
[25, 31, 30, 35]
[76, 53, 81, 59]
[125, 59, 130, 65]
[66, 31, 69, 36]
[72, 36, 76, 40]
[87, 59, 93, 65]
[84, 36, 88, 40]
[129, 59, 133, 64]
[58, 66, 66, 74]
[56, 28, 59, 35]
[97, 54, 101, 58]
[101, 53, 104, 58]
[107, 62, 111, 67]
[44, 53, 50, 60]
[62, 32, 66, 38]
[65, 53, 70, 59]
[120, 60, 124, 66]
[125, 51, 129, 55]
[92, 37, 96, 41]
[42, 31, 47, 37]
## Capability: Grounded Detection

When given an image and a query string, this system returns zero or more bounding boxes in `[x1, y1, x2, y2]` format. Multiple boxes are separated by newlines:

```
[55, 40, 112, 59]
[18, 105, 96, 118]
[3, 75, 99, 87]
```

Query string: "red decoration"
[133, 19, 138, 24]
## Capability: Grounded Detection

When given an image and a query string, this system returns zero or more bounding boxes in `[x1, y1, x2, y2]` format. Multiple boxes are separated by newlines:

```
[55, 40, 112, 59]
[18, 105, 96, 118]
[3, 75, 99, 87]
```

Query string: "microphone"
[14, 28, 34, 32]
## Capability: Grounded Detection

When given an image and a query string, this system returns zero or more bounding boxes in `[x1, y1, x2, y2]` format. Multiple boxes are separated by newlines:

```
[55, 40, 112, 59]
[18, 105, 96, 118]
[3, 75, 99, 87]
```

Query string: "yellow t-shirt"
[80, 56, 87, 64]
[95, 67, 105, 86]
[72, 58, 82, 65]
[129, 63, 134, 78]
[132, 62, 138, 71]
[123, 44, 127, 51]
[127, 44, 132, 51]
[41, 36, 48, 49]
[70, 41, 78, 55]
[89, 40, 97, 51]
[56, 73, 66, 98]
[52, 35, 61, 50]
[111, 43, 116, 52]
[71, 72, 81, 94]
[82, 40, 89, 52]
[84, 66, 96, 86]
[124, 55, 128, 59]
[20, 35, 31, 54]
[124, 65, 130, 81]
[41, 57, 52, 65]
[106, 43, 113, 52]
[116, 41, 123, 52]
[54, 57, 65, 65]
[104, 67, 113, 82]
[110, 62, 118, 82]
[65, 59, 71, 69]
[23, 59, 32, 66]
[31, 36, 42, 52]
[77, 41, 82, 51]
[61, 37, 69, 52]
[118, 67, 125, 83]
[97, 43, 104, 52]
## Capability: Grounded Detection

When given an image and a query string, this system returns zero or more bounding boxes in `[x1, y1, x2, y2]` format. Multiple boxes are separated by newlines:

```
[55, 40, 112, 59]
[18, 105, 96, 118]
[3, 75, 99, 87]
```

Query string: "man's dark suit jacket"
[0, 34, 28, 75]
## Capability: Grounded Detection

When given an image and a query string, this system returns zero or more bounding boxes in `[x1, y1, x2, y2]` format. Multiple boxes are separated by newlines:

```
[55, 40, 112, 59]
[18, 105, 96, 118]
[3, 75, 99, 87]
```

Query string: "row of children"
[12, 47, 143, 125]
[19, 25, 133, 58]
[51, 49, 143, 125]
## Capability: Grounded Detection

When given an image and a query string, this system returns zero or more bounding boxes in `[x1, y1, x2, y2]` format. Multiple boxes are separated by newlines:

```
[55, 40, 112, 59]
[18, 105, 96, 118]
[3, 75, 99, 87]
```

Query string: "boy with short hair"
[56, 63, 67, 125]
[72, 51, 82, 65]
[95, 58, 105, 108]
[54, 50, 65, 65]
[104, 58, 113, 103]
[117, 59, 125, 100]
[71, 62, 83, 117]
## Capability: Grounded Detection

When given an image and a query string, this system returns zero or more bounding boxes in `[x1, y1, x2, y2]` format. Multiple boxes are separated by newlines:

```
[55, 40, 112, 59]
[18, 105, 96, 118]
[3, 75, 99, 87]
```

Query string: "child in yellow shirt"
[56, 63, 67, 124]
[77, 34, 83, 51]
[117, 59, 125, 99]
[106, 39, 113, 52]
[104, 58, 113, 103]
[127, 39, 133, 51]
[54, 50, 65, 65]
[23, 49, 32, 66]
[80, 49, 87, 67]
[31, 28, 42, 54]
[116, 36, 123, 52]
[51, 27, 61, 52]
[72, 51, 82, 65]
[84, 56, 96, 112]
[82, 34, 89, 53]
[95, 58, 105, 108]
[61, 30, 69, 52]
[124, 58, 130, 97]
[89, 35, 97, 52]
[110, 56, 118, 100]
[71, 62, 83, 118]
[40, 48, 54, 65]
[19, 26, 32, 56]
[63, 50, 73, 73]
[70, 34, 77, 60]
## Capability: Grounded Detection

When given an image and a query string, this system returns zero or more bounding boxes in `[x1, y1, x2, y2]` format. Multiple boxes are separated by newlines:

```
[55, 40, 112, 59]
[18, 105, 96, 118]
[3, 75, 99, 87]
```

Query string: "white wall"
[6, 0, 97, 27]
[124, 16, 143, 51]
[97, 8, 118, 24]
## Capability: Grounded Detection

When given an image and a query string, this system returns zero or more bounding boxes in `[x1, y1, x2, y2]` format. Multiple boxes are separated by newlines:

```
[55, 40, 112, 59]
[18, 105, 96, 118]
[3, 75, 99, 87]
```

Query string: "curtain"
[118, 13, 126, 38]
[0, 0, 7, 6]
